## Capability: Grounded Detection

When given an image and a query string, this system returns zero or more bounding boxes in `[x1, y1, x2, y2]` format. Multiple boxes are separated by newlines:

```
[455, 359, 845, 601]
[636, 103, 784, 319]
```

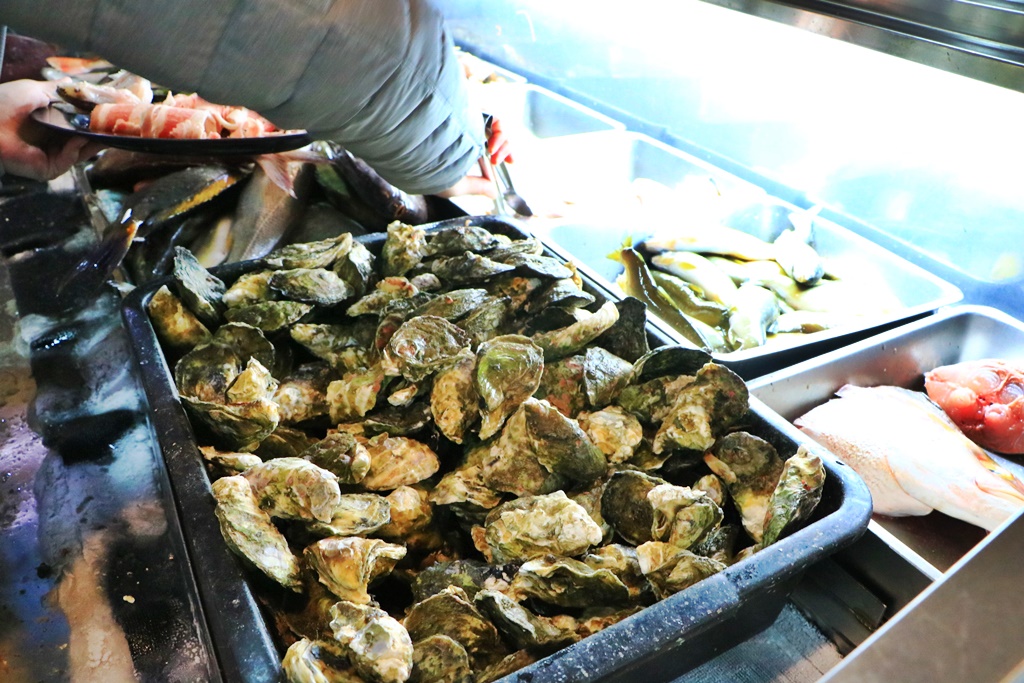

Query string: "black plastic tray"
[121, 215, 872, 683]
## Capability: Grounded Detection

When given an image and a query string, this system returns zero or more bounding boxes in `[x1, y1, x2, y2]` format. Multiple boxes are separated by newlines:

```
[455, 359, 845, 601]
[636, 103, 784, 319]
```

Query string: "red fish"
[924, 359, 1024, 454]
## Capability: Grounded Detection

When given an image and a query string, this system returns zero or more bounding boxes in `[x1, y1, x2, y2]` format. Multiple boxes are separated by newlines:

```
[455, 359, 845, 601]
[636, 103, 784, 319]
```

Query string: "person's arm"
[0, 0, 484, 195]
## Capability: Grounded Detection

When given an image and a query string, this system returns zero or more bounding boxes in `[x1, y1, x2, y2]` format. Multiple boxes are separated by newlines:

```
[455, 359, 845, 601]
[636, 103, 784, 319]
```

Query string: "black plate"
[121, 216, 872, 683]
[31, 105, 313, 156]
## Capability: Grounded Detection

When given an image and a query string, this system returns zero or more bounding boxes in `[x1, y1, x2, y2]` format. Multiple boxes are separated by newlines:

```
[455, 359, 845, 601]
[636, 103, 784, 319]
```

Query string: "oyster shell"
[282, 638, 360, 683]
[242, 457, 342, 523]
[475, 335, 545, 440]
[223, 300, 314, 333]
[509, 555, 632, 609]
[692, 523, 741, 565]
[582, 544, 650, 604]
[301, 431, 371, 484]
[474, 589, 577, 651]
[269, 267, 354, 305]
[410, 634, 472, 683]
[648, 484, 723, 550]
[173, 246, 226, 327]
[329, 600, 414, 683]
[692, 473, 727, 508]
[402, 586, 505, 667]
[577, 406, 643, 464]
[704, 431, 785, 543]
[425, 225, 501, 256]
[263, 231, 352, 270]
[223, 270, 277, 309]
[653, 362, 748, 454]
[760, 446, 825, 547]
[274, 363, 333, 425]
[327, 364, 386, 423]
[502, 252, 573, 280]
[524, 278, 595, 314]
[430, 351, 478, 444]
[200, 445, 262, 477]
[531, 301, 620, 362]
[181, 395, 280, 452]
[600, 470, 669, 546]
[146, 284, 211, 353]
[413, 288, 490, 322]
[410, 559, 513, 603]
[593, 297, 650, 364]
[481, 398, 606, 496]
[376, 485, 434, 542]
[255, 424, 318, 460]
[347, 277, 419, 317]
[226, 357, 278, 403]
[533, 354, 586, 418]
[454, 296, 509, 348]
[305, 537, 406, 604]
[473, 651, 537, 683]
[430, 252, 515, 284]
[582, 347, 634, 409]
[333, 239, 377, 297]
[631, 345, 712, 384]
[382, 221, 427, 277]
[211, 475, 303, 591]
[484, 274, 543, 313]
[383, 316, 472, 384]
[291, 322, 377, 372]
[174, 322, 275, 402]
[305, 493, 391, 537]
[360, 434, 440, 491]
[636, 542, 726, 600]
[479, 491, 603, 563]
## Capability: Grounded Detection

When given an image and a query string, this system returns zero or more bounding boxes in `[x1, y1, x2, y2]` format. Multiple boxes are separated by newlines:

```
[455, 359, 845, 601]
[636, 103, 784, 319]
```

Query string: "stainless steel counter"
[0, 185, 216, 681]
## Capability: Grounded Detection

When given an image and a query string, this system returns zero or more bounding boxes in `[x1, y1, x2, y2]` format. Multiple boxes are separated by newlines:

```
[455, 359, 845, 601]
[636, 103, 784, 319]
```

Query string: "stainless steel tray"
[820, 508, 1024, 683]
[747, 304, 1024, 578]
[530, 132, 964, 379]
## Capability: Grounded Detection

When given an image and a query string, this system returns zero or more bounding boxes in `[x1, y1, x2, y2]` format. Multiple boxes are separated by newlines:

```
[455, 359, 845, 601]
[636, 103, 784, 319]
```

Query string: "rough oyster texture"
[154, 224, 825, 683]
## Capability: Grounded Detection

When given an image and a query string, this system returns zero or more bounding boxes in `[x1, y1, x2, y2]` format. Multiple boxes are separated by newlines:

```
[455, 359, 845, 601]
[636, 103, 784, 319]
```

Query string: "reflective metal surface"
[820, 509, 1024, 683]
[748, 304, 1024, 575]
[0, 188, 218, 682]
[441, 1, 1024, 320]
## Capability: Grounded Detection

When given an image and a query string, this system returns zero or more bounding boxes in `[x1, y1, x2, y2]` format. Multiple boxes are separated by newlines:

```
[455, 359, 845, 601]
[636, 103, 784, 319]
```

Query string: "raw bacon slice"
[164, 93, 278, 138]
[90, 103, 146, 136]
[925, 358, 1024, 454]
[139, 105, 220, 139]
[90, 103, 220, 139]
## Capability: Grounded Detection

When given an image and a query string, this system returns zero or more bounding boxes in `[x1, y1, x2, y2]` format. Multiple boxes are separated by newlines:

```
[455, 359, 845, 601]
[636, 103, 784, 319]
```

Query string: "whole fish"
[226, 161, 313, 263]
[925, 359, 1024, 454]
[642, 226, 777, 261]
[795, 384, 1024, 530]
[650, 251, 738, 307]
[773, 227, 824, 285]
[773, 207, 825, 285]
[727, 283, 780, 351]
[615, 248, 714, 350]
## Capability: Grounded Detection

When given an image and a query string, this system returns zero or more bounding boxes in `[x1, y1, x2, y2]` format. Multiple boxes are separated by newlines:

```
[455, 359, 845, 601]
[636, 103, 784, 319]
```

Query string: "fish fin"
[254, 155, 297, 198]
[972, 453, 1024, 499]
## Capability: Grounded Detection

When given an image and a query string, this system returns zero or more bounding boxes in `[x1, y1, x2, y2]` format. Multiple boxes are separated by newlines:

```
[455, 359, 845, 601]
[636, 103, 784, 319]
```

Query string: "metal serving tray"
[820, 508, 1024, 683]
[748, 304, 1024, 579]
[121, 215, 870, 683]
[532, 133, 964, 380]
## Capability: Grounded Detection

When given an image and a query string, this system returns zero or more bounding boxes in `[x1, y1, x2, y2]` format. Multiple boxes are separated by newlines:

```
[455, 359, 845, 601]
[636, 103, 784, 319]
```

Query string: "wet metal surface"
[0, 185, 216, 682]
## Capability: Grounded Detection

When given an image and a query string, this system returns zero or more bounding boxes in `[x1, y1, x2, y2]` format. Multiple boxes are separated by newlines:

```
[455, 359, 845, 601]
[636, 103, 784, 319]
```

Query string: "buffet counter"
[3, 2, 1024, 680]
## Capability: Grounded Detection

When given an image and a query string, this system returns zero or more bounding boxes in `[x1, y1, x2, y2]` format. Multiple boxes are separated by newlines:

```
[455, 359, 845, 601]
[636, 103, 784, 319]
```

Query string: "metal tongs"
[483, 114, 533, 218]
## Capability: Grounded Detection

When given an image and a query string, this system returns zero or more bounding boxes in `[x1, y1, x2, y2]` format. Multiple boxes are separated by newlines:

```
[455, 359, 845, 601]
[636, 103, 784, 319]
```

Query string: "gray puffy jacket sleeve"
[1, 0, 484, 194]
